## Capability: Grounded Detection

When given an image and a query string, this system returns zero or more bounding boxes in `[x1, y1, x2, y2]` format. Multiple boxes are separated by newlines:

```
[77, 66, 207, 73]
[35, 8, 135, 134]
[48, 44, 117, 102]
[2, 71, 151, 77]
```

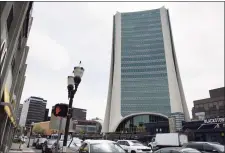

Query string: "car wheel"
[131, 151, 136, 153]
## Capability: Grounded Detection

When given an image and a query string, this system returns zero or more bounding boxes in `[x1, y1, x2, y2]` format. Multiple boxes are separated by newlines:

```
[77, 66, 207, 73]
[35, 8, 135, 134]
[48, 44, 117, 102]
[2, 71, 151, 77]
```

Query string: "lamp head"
[73, 66, 84, 85]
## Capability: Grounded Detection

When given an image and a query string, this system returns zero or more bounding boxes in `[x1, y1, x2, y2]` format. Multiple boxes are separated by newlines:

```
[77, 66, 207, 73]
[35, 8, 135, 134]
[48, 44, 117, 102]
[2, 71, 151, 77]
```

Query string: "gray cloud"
[21, 2, 224, 119]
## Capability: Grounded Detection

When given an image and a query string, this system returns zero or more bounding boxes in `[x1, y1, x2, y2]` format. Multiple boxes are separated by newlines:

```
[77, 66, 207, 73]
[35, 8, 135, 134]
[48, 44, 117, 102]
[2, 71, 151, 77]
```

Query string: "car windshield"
[39, 138, 46, 143]
[130, 140, 144, 146]
[90, 143, 126, 153]
[47, 140, 56, 145]
[210, 143, 224, 152]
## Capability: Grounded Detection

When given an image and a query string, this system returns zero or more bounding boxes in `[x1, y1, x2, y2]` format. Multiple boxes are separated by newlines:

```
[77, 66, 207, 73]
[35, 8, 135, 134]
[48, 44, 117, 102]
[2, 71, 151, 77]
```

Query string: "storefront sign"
[204, 117, 225, 124]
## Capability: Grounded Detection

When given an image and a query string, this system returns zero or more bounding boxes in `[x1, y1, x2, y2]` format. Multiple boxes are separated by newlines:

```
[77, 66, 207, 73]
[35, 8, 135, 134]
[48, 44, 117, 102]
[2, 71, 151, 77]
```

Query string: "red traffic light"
[53, 103, 68, 118]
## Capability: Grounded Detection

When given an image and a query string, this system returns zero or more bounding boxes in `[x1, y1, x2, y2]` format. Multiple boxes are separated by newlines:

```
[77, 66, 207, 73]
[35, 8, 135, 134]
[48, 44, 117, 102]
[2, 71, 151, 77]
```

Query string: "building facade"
[0, 2, 33, 152]
[16, 104, 23, 124]
[182, 117, 225, 145]
[44, 108, 49, 121]
[72, 107, 87, 121]
[192, 87, 225, 120]
[103, 7, 190, 133]
[19, 96, 47, 126]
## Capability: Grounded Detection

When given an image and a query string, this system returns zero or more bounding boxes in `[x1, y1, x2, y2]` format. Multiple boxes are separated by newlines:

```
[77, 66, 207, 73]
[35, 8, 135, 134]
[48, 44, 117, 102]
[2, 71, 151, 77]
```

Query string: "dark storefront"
[182, 117, 225, 145]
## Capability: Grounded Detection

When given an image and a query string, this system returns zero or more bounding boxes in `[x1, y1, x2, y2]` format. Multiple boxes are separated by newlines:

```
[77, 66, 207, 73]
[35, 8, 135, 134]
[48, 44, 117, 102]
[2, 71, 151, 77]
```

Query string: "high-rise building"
[19, 96, 47, 126]
[103, 7, 190, 133]
[0, 2, 33, 152]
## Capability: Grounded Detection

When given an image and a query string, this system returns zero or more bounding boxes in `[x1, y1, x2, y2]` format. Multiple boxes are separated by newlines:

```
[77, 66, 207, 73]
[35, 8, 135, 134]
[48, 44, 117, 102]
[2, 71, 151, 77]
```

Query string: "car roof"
[118, 140, 138, 141]
[188, 141, 219, 145]
[84, 140, 115, 144]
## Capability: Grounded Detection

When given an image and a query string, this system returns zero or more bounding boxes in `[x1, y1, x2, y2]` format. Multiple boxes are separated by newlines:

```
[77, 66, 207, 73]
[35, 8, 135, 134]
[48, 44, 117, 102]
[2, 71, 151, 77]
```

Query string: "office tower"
[0, 2, 33, 152]
[103, 7, 190, 133]
[19, 96, 47, 126]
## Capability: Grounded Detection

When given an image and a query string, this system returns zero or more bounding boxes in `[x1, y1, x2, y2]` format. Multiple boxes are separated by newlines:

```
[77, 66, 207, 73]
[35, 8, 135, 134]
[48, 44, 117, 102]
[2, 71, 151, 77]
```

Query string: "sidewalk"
[10, 143, 24, 151]
[9, 143, 37, 153]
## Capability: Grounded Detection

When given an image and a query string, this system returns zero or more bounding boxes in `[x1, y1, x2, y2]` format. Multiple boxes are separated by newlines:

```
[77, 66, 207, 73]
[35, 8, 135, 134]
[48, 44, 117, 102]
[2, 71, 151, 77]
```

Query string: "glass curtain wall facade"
[121, 9, 170, 117]
[102, 7, 190, 133]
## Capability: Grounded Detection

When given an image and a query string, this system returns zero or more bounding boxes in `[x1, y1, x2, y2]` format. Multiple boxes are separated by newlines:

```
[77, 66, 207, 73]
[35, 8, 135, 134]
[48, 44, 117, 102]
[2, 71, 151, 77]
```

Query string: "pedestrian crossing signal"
[53, 103, 68, 118]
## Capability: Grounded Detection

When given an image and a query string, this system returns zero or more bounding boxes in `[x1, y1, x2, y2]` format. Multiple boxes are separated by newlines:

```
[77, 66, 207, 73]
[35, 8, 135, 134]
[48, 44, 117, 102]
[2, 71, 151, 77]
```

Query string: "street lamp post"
[27, 122, 34, 148]
[63, 63, 84, 150]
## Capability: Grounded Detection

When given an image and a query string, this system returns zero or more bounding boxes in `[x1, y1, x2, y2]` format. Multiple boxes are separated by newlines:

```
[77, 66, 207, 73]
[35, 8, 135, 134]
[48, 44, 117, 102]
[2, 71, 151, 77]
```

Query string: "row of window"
[122, 37, 163, 44]
[122, 9, 160, 16]
[122, 53, 165, 60]
[121, 106, 171, 112]
[121, 98, 170, 102]
[122, 24, 162, 32]
[121, 11, 160, 19]
[121, 86, 169, 91]
[122, 27, 162, 35]
[122, 72, 168, 78]
[122, 60, 166, 66]
[121, 97, 170, 101]
[121, 84, 169, 88]
[121, 91, 169, 96]
[121, 31, 164, 38]
[122, 50, 165, 57]
[121, 61, 166, 67]
[121, 18, 161, 26]
[122, 40, 164, 47]
[121, 53, 165, 58]
[121, 43, 164, 51]
[122, 22, 162, 31]
[122, 32, 163, 40]
[121, 111, 170, 117]
[122, 55, 165, 62]
[121, 78, 168, 83]
[121, 73, 167, 78]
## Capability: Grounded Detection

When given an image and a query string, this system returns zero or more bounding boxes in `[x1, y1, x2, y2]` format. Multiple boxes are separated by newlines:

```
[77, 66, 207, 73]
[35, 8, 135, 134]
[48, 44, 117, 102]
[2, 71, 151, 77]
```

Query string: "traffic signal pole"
[56, 117, 62, 153]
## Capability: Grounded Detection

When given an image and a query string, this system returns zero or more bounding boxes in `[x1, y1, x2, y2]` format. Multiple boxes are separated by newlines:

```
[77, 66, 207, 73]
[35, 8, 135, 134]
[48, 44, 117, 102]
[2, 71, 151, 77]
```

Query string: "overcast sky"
[21, 2, 224, 120]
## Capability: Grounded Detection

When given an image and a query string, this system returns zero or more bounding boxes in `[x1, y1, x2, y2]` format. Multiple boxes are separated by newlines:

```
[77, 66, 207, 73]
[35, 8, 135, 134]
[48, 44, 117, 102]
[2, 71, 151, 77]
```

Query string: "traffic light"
[53, 103, 68, 118]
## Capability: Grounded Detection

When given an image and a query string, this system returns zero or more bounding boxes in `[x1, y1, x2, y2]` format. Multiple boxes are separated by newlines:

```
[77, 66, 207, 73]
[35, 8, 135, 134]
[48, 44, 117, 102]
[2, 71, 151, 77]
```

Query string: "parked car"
[183, 142, 225, 153]
[117, 140, 152, 153]
[32, 136, 41, 147]
[154, 147, 201, 153]
[76, 140, 126, 153]
[36, 138, 47, 149]
[42, 139, 57, 153]
[58, 138, 83, 152]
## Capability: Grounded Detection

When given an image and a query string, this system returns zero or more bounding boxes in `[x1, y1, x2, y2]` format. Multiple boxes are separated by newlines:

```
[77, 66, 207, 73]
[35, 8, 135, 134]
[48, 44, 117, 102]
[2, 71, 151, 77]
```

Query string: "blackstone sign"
[204, 117, 225, 124]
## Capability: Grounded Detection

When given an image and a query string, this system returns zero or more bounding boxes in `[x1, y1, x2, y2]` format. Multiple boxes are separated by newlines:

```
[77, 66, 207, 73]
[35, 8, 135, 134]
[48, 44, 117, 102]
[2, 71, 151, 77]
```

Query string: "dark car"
[36, 138, 47, 149]
[183, 142, 224, 153]
[42, 139, 57, 153]
[154, 147, 201, 153]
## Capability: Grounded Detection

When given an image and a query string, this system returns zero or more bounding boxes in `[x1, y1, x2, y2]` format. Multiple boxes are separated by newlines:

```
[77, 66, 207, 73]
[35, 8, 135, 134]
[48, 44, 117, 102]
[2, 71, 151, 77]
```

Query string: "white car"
[117, 140, 152, 153]
[76, 140, 126, 153]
